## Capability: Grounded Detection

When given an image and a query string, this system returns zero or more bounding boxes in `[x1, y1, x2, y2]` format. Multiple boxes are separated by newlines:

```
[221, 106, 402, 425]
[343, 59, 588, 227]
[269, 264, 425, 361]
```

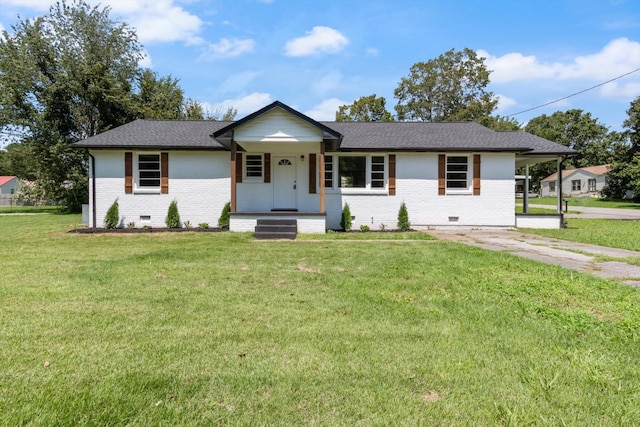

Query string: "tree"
[181, 99, 237, 121]
[524, 109, 616, 189]
[0, 142, 38, 180]
[134, 70, 184, 119]
[393, 47, 498, 122]
[336, 94, 394, 122]
[603, 97, 640, 200]
[477, 115, 521, 131]
[0, 0, 145, 210]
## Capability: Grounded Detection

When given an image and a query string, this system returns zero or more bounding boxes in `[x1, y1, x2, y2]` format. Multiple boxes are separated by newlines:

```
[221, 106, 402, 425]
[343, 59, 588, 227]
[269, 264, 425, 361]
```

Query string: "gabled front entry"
[273, 156, 297, 210]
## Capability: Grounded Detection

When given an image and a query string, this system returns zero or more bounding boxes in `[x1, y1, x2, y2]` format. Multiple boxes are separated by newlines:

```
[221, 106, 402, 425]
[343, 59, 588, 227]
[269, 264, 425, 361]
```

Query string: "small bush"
[340, 203, 352, 231]
[218, 201, 230, 228]
[104, 199, 119, 229]
[198, 222, 209, 229]
[380, 223, 387, 231]
[126, 221, 135, 229]
[183, 220, 193, 229]
[397, 201, 411, 231]
[360, 224, 370, 232]
[166, 200, 180, 228]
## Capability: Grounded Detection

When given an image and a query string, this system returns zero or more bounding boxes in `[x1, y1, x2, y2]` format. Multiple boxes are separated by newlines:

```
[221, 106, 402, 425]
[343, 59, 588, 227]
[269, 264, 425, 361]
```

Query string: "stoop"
[254, 218, 297, 240]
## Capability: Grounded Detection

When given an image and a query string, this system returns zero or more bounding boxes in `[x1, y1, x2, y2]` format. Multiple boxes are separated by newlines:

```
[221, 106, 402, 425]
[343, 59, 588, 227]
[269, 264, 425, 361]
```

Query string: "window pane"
[140, 171, 161, 179]
[446, 156, 468, 189]
[339, 157, 366, 188]
[246, 155, 262, 177]
[324, 155, 333, 188]
[139, 154, 159, 162]
[448, 156, 467, 164]
[447, 181, 467, 188]
[138, 154, 161, 187]
[140, 179, 161, 187]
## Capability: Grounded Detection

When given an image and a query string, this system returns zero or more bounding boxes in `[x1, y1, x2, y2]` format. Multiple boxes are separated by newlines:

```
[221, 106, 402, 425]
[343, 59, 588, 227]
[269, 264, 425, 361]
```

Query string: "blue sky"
[1, 0, 640, 131]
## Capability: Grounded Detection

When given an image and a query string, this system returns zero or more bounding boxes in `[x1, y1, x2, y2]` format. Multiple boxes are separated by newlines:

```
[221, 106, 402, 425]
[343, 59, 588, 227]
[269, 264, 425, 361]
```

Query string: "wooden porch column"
[319, 141, 325, 213]
[231, 141, 237, 213]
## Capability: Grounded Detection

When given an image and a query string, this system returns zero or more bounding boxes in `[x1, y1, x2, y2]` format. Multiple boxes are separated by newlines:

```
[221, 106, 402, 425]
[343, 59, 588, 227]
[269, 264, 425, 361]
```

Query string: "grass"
[0, 205, 62, 214]
[522, 218, 640, 252]
[1, 214, 640, 425]
[297, 231, 435, 240]
[520, 197, 640, 209]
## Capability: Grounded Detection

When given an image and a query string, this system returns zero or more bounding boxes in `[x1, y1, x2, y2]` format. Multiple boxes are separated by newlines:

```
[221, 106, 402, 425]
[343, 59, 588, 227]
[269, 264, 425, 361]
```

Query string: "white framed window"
[588, 178, 596, 192]
[571, 179, 581, 191]
[325, 154, 387, 192]
[137, 153, 161, 190]
[446, 155, 470, 192]
[245, 154, 263, 180]
[324, 155, 334, 189]
[339, 156, 367, 188]
[371, 156, 385, 188]
[549, 182, 556, 193]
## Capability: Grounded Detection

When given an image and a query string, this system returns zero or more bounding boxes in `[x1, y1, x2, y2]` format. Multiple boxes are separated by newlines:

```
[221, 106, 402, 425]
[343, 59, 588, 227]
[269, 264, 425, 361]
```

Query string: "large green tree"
[134, 70, 184, 119]
[524, 109, 617, 188]
[0, 0, 192, 211]
[602, 97, 640, 200]
[393, 47, 498, 122]
[336, 94, 394, 122]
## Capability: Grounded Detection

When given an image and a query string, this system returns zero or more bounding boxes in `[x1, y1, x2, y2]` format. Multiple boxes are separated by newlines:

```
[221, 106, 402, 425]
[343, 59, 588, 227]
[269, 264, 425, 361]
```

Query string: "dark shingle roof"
[74, 117, 577, 156]
[73, 120, 231, 149]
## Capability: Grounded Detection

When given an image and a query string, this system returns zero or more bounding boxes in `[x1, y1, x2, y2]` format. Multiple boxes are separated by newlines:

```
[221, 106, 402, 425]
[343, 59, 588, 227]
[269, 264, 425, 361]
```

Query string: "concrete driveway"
[426, 229, 640, 288]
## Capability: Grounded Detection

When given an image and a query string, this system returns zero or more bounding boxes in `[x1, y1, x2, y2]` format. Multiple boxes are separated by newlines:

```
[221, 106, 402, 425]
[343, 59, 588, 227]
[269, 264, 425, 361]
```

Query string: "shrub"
[126, 221, 135, 229]
[218, 201, 230, 228]
[198, 222, 209, 229]
[165, 200, 180, 228]
[360, 224, 370, 232]
[104, 199, 119, 229]
[397, 201, 411, 231]
[340, 203, 352, 231]
[183, 220, 193, 229]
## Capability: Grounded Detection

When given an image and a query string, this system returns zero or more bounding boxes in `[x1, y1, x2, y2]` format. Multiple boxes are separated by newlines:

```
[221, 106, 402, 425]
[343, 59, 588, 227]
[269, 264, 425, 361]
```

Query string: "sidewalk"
[425, 229, 640, 288]
[528, 204, 640, 220]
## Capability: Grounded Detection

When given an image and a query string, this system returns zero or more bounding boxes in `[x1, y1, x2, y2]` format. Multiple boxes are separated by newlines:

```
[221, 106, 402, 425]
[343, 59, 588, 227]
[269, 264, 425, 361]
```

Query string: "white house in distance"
[73, 101, 576, 234]
[0, 176, 19, 200]
[540, 164, 609, 197]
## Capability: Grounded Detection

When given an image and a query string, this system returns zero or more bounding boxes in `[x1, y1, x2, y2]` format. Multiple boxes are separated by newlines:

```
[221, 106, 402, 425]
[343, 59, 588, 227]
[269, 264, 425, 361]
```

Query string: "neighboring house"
[540, 164, 610, 197]
[0, 176, 19, 196]
[73, 101, 576, 232]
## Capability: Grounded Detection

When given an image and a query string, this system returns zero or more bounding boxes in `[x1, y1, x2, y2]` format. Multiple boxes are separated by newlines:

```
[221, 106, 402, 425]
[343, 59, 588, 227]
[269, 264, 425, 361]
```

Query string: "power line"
[505, 66, 640, 117]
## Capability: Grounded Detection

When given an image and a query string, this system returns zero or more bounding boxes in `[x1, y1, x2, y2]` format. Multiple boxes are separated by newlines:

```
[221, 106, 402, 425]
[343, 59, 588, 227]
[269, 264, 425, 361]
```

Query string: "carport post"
[523, 164, 530, 214]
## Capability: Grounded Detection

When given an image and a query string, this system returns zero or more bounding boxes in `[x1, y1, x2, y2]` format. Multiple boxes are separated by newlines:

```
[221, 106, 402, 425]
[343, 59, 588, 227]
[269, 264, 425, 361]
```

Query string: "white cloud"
[311, 71, 343, 96]
[211, 92, 273, 116]
[139, 49, 153, 68]
[303, 98, 347, 121]
[1, 0, 204, 45]
[199, 38, 255, 61]
[284, 26, 348, 57]
[480, 38, 640, 84]
[495, 94, 517, 113]
[600, 81, 640, 97]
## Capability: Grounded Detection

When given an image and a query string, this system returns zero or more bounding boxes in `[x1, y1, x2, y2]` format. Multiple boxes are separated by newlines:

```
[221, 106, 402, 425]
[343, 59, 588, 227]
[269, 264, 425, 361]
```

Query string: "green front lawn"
[1, 215, 639, 425]
[521, 218, 640, 252]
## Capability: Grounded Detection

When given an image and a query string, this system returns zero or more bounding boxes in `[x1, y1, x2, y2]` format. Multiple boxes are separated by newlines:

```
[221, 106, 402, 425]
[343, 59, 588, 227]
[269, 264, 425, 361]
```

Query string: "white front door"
[273, 156, 297, 210]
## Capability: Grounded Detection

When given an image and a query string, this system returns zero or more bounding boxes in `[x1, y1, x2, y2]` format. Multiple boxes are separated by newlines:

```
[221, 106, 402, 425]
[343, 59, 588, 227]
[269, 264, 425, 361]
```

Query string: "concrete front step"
[254, 218, 297, 240]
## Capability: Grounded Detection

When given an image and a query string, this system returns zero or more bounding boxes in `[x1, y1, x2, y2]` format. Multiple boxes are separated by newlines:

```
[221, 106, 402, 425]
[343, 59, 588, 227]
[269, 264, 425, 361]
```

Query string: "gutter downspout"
[88, 151, 96, 228]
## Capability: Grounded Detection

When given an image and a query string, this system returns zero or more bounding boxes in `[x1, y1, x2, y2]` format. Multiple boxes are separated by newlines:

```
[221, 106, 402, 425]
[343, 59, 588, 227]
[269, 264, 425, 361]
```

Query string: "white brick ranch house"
[73, 101, 576, 233]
